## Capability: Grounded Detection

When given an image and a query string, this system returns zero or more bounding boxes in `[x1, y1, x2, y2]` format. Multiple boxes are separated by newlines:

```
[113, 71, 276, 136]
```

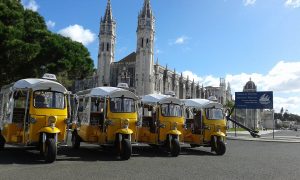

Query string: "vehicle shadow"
[0, 146, 45, 165]
[0, 145, 216, 165]
[56, 146, 122, 162]
[180, 147, 216, 156]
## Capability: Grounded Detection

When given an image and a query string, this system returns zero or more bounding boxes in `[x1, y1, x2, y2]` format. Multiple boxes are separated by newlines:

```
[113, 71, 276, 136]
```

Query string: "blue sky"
[21, 0, 300, 115]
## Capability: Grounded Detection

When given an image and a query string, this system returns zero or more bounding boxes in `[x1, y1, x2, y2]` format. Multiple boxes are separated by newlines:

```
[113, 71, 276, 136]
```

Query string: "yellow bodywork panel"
[203, 119, 227, 142]
[2, 123, 23, 143]
[158, 117, 184, 142]
[78, 125, 100, 142]
[28, 95, 68, 143]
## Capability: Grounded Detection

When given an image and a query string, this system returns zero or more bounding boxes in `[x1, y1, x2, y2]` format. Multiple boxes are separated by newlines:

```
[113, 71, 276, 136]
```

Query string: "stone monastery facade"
[74, 0, 232, 104]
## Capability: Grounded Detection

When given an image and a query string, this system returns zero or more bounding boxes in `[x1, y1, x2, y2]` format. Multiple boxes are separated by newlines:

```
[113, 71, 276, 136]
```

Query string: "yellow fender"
[115, 128, 133, 135]
[211, 131, 226, 137]
[167, 130, 182, 136]
[38, 127, 61, 134]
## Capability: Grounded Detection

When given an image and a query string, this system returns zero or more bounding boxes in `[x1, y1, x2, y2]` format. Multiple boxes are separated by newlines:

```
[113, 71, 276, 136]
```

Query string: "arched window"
[107, 43, 110, 51]
[101, 43, 104, 51]
[141, 38, 144, 48]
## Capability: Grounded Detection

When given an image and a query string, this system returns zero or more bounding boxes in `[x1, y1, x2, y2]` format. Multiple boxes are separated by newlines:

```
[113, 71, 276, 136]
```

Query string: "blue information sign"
[235, 91, 273, 109]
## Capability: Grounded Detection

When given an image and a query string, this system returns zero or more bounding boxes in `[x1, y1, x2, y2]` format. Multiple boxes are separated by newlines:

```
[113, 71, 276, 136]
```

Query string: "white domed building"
[235, 79, 262, 129]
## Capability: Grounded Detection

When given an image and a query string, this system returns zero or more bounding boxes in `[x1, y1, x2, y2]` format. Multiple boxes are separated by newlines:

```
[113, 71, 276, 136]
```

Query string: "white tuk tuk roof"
[13, 78, 67, 93]
[77, 87, 138, 100]
[182, 99, 223, 109]
[142, 94, 183, 105]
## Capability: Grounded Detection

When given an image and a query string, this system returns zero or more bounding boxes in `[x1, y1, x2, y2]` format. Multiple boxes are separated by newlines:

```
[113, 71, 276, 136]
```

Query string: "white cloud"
[22, 0, 39, 12]
[58, 24, 96, 46]
[243, 0, 256, 6]
[155, 49, 162, 54]
[46, 20, 56, 29]
[182, 61, 300, 114]
[173, 36, 189, 45]
[285, 0, 300, 8]
[274, 96, 300, 114]
[182, 71, 203, 83]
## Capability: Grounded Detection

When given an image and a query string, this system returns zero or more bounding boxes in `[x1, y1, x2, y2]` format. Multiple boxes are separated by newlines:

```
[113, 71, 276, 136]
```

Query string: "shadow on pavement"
[0, 146, 45, 164]
[0, 144, 217, 164]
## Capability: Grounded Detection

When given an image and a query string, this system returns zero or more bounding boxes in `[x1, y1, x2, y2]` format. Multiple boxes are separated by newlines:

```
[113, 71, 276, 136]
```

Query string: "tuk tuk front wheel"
[71, 131, 81, 149]
[119, 139, 132, 160]
[170, 138, 180, 157]
[215, 139, 226, 156]
[0, 134, 5, 150]
[44, 138, 57, 163]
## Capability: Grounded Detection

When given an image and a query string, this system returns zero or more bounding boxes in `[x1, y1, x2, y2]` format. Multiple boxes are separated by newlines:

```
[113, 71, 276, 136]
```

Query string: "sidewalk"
[227, 130, 300, 143]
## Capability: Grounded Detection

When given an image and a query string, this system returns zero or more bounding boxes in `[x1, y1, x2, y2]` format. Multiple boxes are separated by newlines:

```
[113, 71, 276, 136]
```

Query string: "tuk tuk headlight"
[30, 117, 37, 124]
[204, 125, 210, 130]
[105, 120, 114, 126]
[159, 123, 166, 128]
[48, 116, 57, 126]
[123, 119, 129, 129]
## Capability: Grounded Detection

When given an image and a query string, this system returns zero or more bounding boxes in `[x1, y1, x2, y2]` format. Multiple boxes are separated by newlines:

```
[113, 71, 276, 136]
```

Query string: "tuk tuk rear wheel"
[71, 132, 81, 149]
[0, 134, 5, 150]
[215, 139, 226, 156]
[170, 138, 180, 157]
[120, 139, 132, 160]
[45, 138, 57, 163]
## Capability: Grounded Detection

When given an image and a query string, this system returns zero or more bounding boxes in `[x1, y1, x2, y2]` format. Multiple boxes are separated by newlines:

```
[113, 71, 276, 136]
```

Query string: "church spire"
[140, 0, 152, 18]
[103, 0, 113, 23]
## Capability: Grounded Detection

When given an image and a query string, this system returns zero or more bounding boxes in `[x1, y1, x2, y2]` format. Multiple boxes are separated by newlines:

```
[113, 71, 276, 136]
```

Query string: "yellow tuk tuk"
[182, 98, 226, 155]
[0, 74, 70, 162]
[139, 94, 184, 156]
[71, 87, 139, 160]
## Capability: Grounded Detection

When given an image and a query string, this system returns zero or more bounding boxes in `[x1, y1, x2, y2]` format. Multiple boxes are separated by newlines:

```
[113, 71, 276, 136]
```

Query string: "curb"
[227, 136, 300, 143]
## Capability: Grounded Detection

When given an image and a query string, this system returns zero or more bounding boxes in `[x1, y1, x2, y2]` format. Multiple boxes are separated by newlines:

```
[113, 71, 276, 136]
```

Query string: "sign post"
[235, 91, 274, 137]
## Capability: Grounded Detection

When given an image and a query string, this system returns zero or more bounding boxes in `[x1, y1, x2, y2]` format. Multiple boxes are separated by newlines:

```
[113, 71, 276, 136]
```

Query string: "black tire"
[120, 139, 132, 160]
[0, 133, 5, 150]
[45, 138, 57, 163]
[170, 138, 180, 157]
[71, 131, 80, 149]
[215, 139, 226, 156]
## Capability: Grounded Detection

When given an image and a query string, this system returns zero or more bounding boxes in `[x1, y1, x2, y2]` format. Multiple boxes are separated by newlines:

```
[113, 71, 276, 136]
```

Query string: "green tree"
[283, 110, 289, 121]
[0, 0, 94, 88]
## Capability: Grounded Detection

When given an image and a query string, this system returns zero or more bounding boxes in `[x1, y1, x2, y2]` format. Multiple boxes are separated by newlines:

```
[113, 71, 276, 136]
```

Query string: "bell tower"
[135, 0, 155, 95]
[98, 0, 116, 86]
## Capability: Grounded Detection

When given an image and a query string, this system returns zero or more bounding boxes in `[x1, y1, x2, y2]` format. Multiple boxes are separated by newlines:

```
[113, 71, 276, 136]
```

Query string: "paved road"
[0, 140, 299, 180]
[261, 129, 300, 137]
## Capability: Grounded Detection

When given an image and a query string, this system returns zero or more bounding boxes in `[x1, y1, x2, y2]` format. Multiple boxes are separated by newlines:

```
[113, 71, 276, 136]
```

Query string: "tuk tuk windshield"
[110, 97, 136, 113]
[161, 104, 182, 117]
[34, 91, 65, 109]
[205, 108, 224, 120]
